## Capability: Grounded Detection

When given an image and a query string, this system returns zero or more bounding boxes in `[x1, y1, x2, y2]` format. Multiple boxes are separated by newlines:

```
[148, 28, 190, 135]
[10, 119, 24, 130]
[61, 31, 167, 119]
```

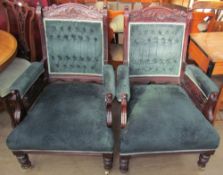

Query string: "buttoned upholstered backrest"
[42, 3, 106, 76]
[125, 5, 191, 79]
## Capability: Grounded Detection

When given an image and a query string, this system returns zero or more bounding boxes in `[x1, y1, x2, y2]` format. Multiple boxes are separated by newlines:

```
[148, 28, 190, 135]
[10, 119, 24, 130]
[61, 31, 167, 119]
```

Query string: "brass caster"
[198, 166, 205, 171]
[105, 170, 110, 175]
[21, 164, 33, 170]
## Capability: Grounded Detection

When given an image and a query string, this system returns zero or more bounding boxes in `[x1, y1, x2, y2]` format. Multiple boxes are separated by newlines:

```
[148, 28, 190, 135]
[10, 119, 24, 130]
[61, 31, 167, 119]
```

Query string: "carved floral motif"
[43, 3, 104, 20]
[130, 6, 189, 22]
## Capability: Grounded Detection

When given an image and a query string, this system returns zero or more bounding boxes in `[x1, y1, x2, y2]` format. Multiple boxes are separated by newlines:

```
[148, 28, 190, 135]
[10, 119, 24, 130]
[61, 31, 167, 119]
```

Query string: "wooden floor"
[0, 106, 223, 175]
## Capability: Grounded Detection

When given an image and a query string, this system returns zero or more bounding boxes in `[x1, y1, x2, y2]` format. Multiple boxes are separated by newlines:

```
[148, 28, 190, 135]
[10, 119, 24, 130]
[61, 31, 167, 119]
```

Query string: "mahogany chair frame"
[119, 5, 219, 172]
[2, 0, 37, 61]
[7, 3, 113, 172]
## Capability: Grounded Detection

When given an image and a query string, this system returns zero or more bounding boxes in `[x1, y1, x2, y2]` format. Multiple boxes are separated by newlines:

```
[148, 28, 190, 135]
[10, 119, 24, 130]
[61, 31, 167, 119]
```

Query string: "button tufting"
[58, 55, 62, 60]
[75, 27, 79, 31]
[87, 57, 91, 61]
[71, 34, 76, 40]
[64, 35, 68, 39]
[78, 35, 83, 40]
[86, 36, 90, 41]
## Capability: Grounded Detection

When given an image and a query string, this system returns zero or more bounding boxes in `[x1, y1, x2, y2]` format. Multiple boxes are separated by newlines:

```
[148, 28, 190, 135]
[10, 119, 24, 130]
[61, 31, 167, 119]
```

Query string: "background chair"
[116, 4, 220, 173]
[5, 3, 115, 174]
[189, 1, 223, 119]
[190, 1, 223, 33]
[0, 0, 44, 126]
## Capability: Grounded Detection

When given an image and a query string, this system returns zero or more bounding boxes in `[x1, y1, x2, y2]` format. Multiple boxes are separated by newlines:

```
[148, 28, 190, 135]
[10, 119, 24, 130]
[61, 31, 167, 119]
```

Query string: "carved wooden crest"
[129, 5, 190, 22]
[43, 3, 104, 20]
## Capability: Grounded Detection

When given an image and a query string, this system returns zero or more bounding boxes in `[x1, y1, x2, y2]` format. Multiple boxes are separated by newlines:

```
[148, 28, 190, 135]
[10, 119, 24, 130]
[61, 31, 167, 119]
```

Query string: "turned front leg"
[120, 156, 130, 173]
[13, 151, 32, 169]
[103, 153, 113, 170]
[198, 151, 215, 168]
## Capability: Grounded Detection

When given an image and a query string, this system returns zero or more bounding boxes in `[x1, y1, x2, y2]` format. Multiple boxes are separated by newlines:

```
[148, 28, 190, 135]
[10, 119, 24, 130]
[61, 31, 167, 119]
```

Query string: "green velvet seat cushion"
[0, 58, 30, 97]
[120, 84, 219, 154]
[7, 83, 114, 152]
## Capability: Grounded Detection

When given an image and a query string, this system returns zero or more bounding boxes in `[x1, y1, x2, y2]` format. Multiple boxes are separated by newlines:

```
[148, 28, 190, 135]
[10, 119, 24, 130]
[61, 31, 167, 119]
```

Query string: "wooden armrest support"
[6, 90, 27, 128]
[202, 92, 218, 124]
[5, 74, 46, 128]
[121, 94, 127, 129]
[182, 74, 218, 123]
[105, 93, 113, 127]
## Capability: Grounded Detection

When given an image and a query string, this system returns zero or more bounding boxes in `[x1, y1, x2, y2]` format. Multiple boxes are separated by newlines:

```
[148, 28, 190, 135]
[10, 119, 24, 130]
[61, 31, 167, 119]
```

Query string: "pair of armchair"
[5, 3, 219, 174]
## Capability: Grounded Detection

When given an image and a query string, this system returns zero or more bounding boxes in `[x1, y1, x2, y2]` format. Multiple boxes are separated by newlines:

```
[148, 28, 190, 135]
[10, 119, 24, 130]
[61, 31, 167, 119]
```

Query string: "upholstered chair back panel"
[128, 23, 185, 77]
[44, 19, 103, 75]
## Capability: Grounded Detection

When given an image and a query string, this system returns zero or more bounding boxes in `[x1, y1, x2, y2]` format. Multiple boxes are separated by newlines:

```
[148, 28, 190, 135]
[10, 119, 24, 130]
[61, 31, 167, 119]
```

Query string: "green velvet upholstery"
[120, 84, 220, 154]
[44, 19, 103, 75]
[185, 65, 219, 98]
[10, 62, 44, 97]
[116, 65, 130, 102]
[128, 23, 185, 77]
[103, 64, 115, 98]
[0, 58, 30, 98]
[7, 83, 114, 152]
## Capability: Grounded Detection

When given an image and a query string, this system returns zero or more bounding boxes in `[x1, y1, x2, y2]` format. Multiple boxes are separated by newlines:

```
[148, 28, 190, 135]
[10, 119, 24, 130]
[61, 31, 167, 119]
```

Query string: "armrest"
[117, 65, 130, 128]
[103, 64, 115, 98]
[116, 64, 130, 102]
[103, 64, 115, 127]
[185, 65, 219, 98]
[10, 62, 44, 97]
[184, 65, 219, 123]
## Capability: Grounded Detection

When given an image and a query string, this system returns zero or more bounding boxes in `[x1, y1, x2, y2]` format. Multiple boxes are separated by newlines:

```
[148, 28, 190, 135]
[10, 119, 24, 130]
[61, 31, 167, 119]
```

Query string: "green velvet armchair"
[116, 5, 220, 173]
[6, 3, 115, 173]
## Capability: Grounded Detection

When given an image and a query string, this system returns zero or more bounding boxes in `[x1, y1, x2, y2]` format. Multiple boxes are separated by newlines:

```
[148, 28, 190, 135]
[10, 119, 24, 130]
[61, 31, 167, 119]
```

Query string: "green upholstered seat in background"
[120, 84, 219, 154]
[0, 58, 44, 98]
[7, 83, 114, 152]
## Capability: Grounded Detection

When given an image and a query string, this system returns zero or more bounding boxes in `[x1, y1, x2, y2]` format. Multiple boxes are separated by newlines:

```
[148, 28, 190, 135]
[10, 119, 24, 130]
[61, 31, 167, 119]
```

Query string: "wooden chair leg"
[103, 153, 113, 171]
[13, 151, 32, 169]
[214, 86, 223, 120]
[197, 151, 215, 168]
[120, 156, 130, 173]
